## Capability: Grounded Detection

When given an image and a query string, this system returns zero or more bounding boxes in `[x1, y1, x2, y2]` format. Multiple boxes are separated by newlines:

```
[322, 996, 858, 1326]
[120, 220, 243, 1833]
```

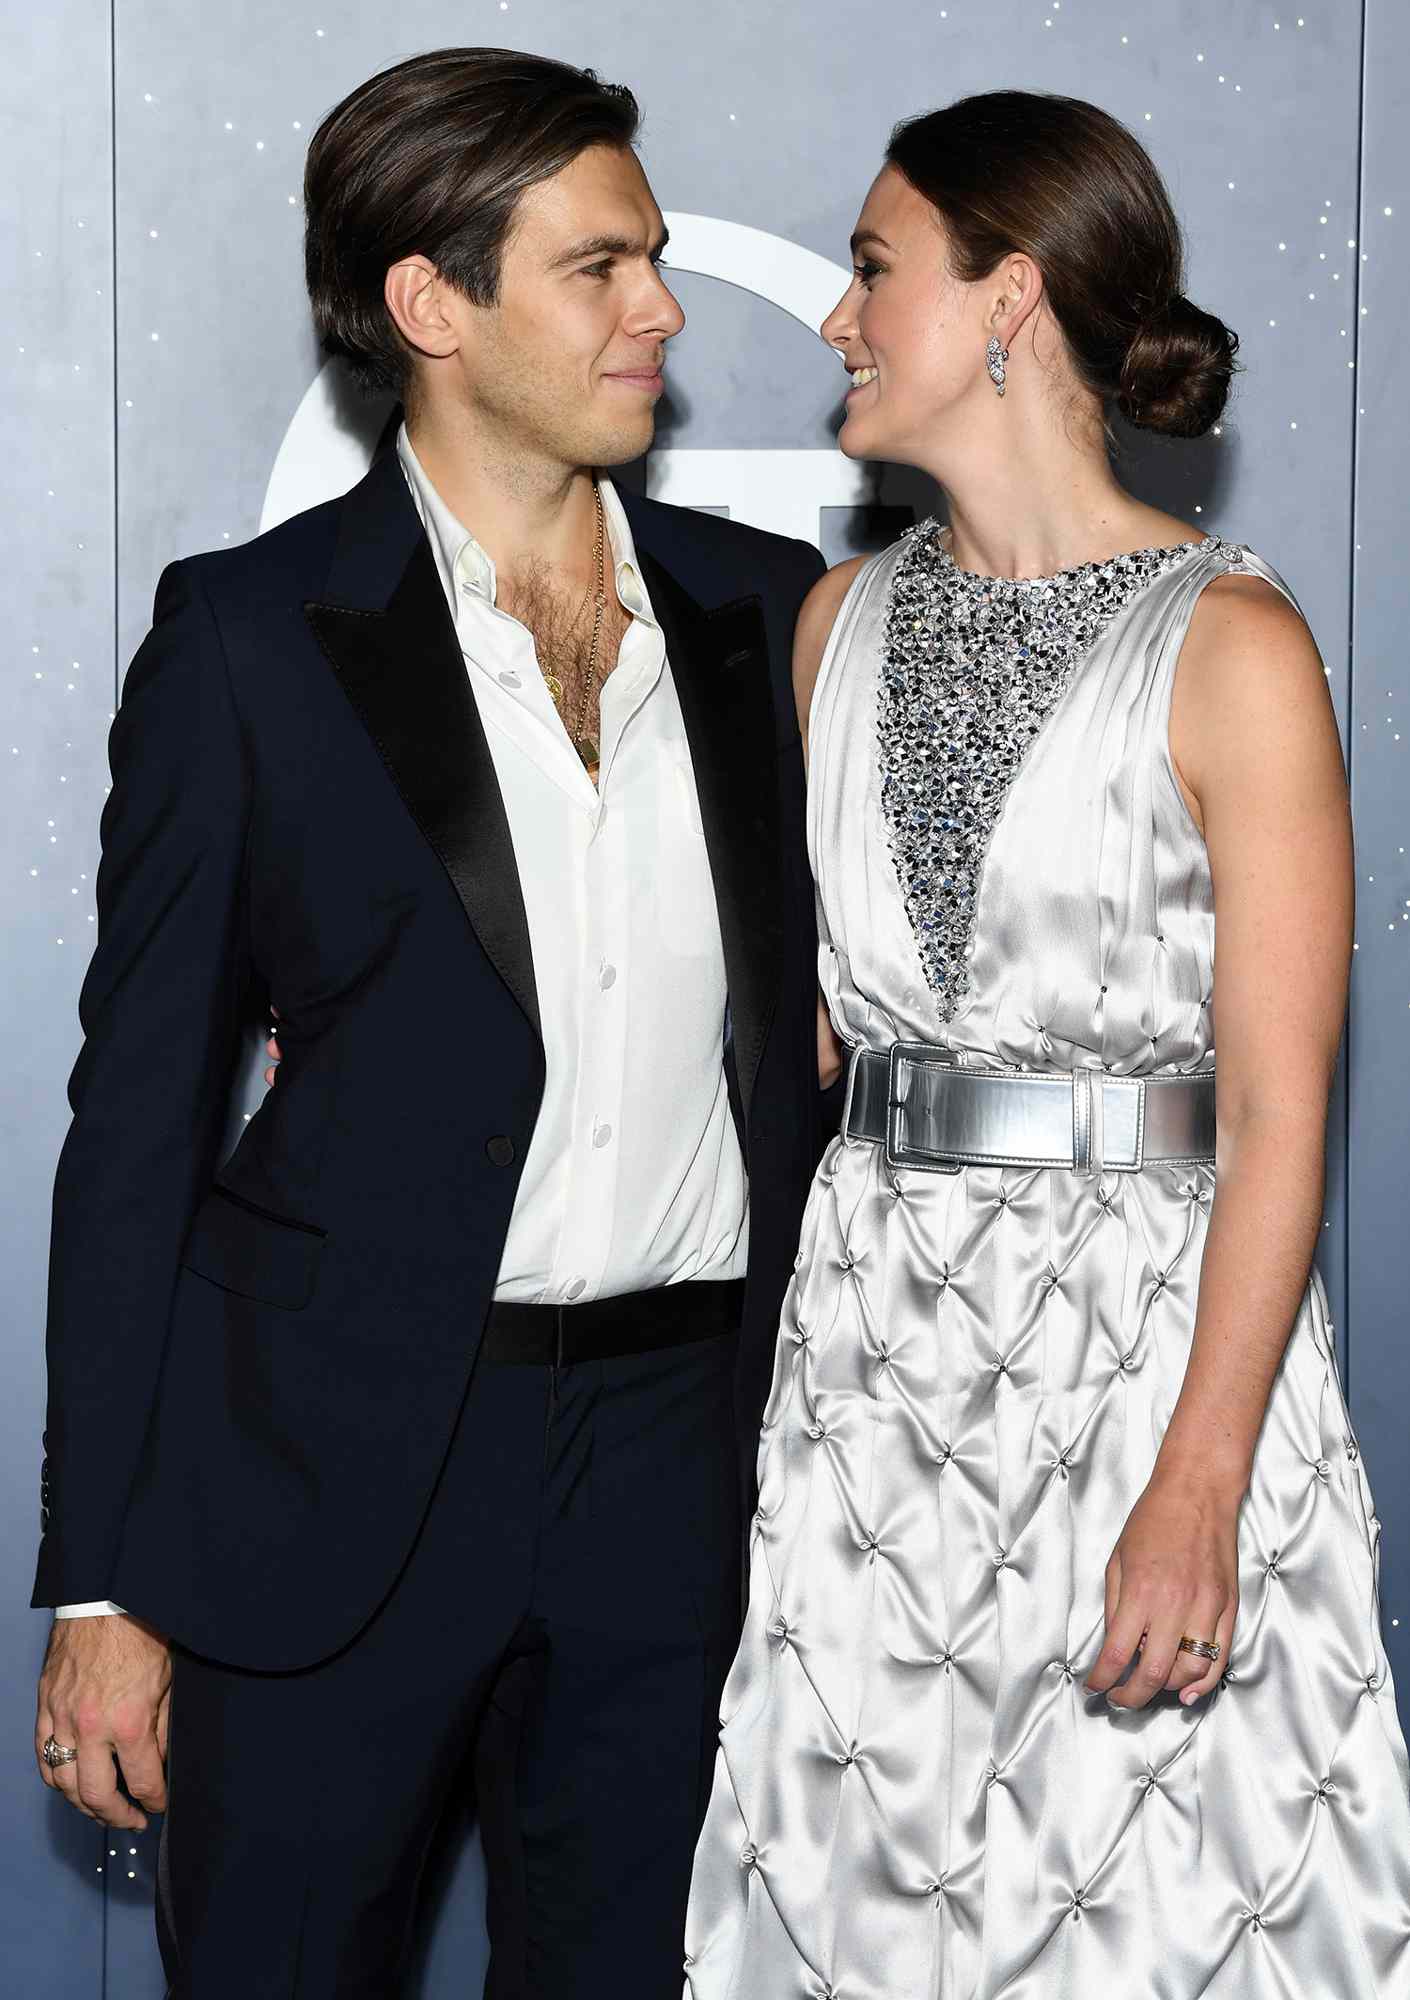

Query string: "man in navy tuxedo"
[32, 48, 829, 1996]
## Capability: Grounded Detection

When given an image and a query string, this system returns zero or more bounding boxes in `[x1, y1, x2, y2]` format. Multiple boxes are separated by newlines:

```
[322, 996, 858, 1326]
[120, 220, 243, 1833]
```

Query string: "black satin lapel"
[643, 552, 783, 1132]
[305, 539, 541, 1043]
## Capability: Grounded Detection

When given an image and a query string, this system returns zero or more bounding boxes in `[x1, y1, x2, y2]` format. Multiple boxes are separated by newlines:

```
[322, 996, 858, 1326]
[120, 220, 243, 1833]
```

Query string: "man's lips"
[603, 367, 665, 393]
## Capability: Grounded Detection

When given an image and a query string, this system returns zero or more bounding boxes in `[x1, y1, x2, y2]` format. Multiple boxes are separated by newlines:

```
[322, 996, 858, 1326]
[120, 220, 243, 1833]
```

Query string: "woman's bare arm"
[794, 559, 867, 1091]
[1163, 573, 1351, 1496]
[1088, 570, 1352, 1707]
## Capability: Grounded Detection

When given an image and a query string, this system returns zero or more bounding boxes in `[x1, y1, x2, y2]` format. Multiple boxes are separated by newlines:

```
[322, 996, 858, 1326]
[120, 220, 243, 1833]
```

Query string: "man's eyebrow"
[849, 229, 891, 256]
[548, 228, 672, 270]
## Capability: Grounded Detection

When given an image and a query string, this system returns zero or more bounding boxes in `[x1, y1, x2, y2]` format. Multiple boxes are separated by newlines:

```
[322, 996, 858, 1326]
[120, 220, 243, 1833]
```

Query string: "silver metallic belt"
[842, 1043, 1216, 1175]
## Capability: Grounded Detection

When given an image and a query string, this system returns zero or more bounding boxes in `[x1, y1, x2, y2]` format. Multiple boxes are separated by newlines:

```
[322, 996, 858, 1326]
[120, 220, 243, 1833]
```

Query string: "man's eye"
[583, 259, 614, 280]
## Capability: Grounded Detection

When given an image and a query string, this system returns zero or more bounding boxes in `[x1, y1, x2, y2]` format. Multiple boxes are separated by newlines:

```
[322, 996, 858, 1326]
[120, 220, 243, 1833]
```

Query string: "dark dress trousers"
[34, 450, 827, 1995]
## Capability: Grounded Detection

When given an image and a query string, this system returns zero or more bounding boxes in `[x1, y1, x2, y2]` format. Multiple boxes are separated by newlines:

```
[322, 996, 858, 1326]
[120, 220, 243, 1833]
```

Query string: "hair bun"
[1117, 295, 1239, 438]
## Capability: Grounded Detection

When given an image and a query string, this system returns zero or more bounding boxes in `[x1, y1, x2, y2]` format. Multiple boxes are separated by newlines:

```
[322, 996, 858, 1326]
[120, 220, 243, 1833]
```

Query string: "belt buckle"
[885, 1041, 962, 1175]
[1101, 1075, 1148, 1173]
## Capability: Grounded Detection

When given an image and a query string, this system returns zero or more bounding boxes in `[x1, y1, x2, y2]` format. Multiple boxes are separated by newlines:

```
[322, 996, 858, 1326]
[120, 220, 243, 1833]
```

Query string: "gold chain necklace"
[540, 478, 607, 782]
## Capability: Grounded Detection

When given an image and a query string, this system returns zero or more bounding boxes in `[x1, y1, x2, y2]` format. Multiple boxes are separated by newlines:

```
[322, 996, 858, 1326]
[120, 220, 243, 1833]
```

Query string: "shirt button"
[498, 671, 521, 690]
[594, 1123, 613, 1149]
[485, 1135, 516, 1167]
[565, 1278, 587, 1301]
[599, 963, 617, 991]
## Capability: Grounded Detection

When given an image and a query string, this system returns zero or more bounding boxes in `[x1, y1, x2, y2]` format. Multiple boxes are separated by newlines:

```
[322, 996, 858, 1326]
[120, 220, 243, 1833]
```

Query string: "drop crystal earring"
[986, 335, 1009, 397]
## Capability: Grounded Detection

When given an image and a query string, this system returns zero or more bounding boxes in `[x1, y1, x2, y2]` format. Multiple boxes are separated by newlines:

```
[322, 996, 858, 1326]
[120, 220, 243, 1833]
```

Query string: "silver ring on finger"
[42, 1735, 78, 1769]
[1177, 1635, 1221, 1662]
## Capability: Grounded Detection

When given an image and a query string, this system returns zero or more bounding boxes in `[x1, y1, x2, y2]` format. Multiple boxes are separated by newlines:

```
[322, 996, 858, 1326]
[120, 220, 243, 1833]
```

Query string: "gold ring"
[1177, 1635, 1221, 1662]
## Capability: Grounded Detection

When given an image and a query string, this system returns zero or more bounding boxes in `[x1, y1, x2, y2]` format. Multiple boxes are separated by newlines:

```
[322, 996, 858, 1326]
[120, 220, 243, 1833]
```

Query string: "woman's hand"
[1084, 1463, 1242, 1709]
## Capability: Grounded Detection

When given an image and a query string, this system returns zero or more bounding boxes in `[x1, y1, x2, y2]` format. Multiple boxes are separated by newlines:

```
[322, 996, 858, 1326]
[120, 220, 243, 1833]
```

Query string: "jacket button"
[486, 1135, 516, 1167]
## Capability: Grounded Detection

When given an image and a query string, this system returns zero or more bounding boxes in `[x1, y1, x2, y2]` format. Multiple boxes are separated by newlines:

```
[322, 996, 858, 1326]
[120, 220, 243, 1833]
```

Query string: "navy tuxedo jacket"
[34, 451, 827, 1670]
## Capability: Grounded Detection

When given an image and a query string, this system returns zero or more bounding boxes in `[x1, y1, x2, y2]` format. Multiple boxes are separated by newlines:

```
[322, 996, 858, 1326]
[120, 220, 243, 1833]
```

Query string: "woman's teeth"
[850, 366, 878, 387]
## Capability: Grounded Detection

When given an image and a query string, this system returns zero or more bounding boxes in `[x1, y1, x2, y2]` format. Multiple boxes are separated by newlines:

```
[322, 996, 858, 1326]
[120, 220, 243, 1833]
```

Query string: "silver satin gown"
[684, 528, 1410, 1998]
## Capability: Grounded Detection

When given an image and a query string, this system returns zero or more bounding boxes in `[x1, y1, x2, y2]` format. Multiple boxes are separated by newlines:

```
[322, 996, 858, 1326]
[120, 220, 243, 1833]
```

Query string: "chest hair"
[500, 555, 633, 745]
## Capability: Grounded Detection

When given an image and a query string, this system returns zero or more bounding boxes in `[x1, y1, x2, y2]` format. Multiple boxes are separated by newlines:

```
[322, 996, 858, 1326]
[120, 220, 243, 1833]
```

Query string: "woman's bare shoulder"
[1179, 568, 1324, 713]
[793, 556, 871, 738]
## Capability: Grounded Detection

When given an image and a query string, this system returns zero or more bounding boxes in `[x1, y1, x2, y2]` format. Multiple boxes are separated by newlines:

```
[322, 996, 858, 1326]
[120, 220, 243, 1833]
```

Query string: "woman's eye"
[854, 260, 882, 289]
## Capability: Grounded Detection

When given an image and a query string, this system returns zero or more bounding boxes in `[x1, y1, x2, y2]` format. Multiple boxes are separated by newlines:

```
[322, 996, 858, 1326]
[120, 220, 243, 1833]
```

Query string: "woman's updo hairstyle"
[886, 90, 1238, 438]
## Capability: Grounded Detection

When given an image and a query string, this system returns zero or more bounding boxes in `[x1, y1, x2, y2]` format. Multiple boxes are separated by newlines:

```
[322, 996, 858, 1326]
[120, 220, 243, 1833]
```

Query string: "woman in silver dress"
[685, 91, 1410, 1998]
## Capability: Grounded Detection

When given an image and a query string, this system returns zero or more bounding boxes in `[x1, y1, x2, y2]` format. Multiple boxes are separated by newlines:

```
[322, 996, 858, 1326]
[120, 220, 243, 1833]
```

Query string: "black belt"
[480, 1279, 745, 1366]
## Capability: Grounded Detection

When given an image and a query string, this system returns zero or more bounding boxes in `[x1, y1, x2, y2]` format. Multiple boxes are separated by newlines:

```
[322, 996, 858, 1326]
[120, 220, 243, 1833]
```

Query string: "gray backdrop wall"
[3, 1, 1406, 1990]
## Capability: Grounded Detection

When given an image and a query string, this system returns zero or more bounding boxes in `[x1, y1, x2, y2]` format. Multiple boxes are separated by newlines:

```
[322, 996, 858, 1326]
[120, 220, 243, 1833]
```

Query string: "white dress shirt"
[59, 430, 747, 1619]
[397, 427, 747, 1302]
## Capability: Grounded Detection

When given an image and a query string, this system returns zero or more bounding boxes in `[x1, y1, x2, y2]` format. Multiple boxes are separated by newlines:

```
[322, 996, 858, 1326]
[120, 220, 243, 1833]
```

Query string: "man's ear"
[384, 256, 462, 363]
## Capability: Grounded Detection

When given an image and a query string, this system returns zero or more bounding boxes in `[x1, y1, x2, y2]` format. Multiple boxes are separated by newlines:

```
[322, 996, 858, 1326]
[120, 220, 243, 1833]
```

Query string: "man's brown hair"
[304, 48, 641, 396]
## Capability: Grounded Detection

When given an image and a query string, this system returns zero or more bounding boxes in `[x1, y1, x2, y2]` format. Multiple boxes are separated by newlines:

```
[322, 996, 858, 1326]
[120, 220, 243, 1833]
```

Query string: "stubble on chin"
[591, 408, 658, 471]
[474, 359, 656, 479]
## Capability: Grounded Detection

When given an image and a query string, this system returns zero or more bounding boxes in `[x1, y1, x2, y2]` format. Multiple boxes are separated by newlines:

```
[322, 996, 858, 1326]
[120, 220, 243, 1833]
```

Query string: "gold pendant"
[544, 673, 564, 706]
[576, 736, 600, 775]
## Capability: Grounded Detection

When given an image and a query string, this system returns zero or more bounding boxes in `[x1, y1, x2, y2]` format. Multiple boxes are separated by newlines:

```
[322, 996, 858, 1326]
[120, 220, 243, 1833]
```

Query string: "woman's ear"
[989, 252, 1044, 349]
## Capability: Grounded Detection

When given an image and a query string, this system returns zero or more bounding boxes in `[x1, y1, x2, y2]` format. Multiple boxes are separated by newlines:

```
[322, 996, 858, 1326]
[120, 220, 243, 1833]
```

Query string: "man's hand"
[36, 1613, 171, 1829]
[817, 993, 842, 1091]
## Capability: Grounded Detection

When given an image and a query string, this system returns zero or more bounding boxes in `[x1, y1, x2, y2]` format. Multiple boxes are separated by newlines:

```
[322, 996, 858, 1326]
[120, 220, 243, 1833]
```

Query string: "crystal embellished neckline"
[929, 524, 1216, 590]
[877, 522, 1218, 1022]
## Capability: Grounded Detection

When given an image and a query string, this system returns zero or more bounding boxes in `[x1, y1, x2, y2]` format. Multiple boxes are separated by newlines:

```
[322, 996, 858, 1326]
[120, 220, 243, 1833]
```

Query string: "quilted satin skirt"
[683, 1139, 1410, 1998]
